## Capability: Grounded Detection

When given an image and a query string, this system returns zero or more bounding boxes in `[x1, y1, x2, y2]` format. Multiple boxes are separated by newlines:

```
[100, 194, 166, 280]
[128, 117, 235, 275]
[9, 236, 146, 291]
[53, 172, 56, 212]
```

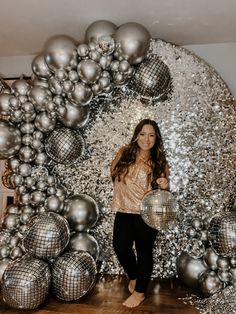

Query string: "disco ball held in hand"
[23, 212, 70, 259]
[52, 251, 97, 301]
[129, 55, 171, 100]
[45, 127, 84, 165]
[2, 257, 51, 309]
[140, 189, 177, 230]
[209, 211, 236, 257]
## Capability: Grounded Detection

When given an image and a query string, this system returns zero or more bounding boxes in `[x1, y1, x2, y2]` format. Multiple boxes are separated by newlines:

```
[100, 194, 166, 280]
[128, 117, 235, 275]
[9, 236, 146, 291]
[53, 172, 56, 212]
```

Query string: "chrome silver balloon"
[45, 195, 63, 213]
[77, 59, 102, 85]
[20, 122, 35, 134]
[32, 54, 52, 80]
[0, 93, 11, 116]
[19, 146, 36, 163]
[3, 214, 20, 231]
[10, 246, 24, 260]
[44, 35, 77, 72]
[29, 86, 52, 111]
[199, 270, 223, 296]
[203, 247, 219, 270]
[68, 232, 99, 260]
[0, 120, 22, 160]
[85, 20, 117, 43]
[30, 190, 46, 206]
[48, 77, 63, 95]
[77, 43, 89, 57]
[58, 101, 89, 129]
[0, 258, 10, 282]
[68, 82, 93, 106]
[34, 112, 56, 133]
[19, 163, 32, 177]
[11, 79, 31, 96]
[114, 22, 150, 64]
[35, 152, 49, 165]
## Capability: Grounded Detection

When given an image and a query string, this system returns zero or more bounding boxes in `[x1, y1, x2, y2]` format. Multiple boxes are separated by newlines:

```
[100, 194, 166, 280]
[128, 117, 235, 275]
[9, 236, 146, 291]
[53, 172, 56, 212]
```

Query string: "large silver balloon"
[0, 120, 22, 159]
[58, 101, 90, 129]
[176, 251, 208, 288]
[23, 212, 70, 259]
[129, 55, 171, 100]
[2, 257, 51, 309]
[44, 35, 77, 72]
[114, 22, 150, 64]
[32, 54, 52, 80]
[209, 211, 236, 257]
[63, 194, 99, 232]
[52, 251, 96, 301]
[68, 232, 99, 260]
[45, 127, 84, 164]
[85, 20, 117, 43]
[68, 82, 93, 106]
[198, 270, 223, 296]
[140, 189, 177, 230]
[0, 93, 11, 116]
[77, 59, 102, 85]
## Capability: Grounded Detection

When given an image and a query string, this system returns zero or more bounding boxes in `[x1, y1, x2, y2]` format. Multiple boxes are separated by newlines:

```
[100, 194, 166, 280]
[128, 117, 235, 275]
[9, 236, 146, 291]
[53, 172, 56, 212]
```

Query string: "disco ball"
[208, 211, 236, 257]
[45, 127, 84, 164]
[2, 256, 51, 309]
[52, 251, 97, 301]
[140, 189, 177, 230]
[23, 212, 70, 259]
[129, 55, 171, 100]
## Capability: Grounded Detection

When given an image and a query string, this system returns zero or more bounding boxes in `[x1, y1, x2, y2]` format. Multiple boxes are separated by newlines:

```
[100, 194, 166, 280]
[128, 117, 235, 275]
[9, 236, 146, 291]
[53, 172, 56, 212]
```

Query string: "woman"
[111, 118, 169, 308]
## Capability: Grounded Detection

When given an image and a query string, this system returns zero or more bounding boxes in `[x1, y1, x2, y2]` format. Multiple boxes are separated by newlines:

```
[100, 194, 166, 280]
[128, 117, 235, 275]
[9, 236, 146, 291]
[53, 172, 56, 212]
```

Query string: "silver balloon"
[2, 257, 51, 309]
[44, 35, 77, 72]
[0, 93, 11, 116]
[11, 79, 31, 96]
[45, 127, 84, 164]
[0, 258, 10, 282]
[19, 146, 36, 163]
[77, 43, 89, 57]
[114, 22, 150, 64]
[0, 245, 10, 258]
[198, 270, 223, 296]
[96, 35, 115, 55]
[30, 190, 46, 206]
[63, 194, 99, 232]
[68, 82, 93, 106]
[48, 77, 63, 95]
[68, 232, 99, 260]
[45, 195, 63, 213]
[29, 86, 52, 111]
[85, 20, 117, 43]
[140, 189, 177, 230]
[216, 256, 230, 270]
[58, 101, 90, 129]
[0, 120, 22, 159]
[217, 269, 232, 282]
[35, 152, 49, 165]
[209, 211, 236, 257]
[129, 55, 171, 100]
[23, 212, 70, 259]
[77, 59, 102, 85]
[52, 251, 96, 301]
[32, 54, 52, 80]
[3, 214, 20, 231]
[5, 204, 20, 214]
[34, 112, 56, 132]
[176, 251, 208, 288]
[203, 247, 219, 270]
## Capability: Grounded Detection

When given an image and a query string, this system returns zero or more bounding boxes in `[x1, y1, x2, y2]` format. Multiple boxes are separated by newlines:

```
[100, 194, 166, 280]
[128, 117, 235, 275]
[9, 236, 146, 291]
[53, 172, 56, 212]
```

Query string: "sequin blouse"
[111, 146, 153, 214]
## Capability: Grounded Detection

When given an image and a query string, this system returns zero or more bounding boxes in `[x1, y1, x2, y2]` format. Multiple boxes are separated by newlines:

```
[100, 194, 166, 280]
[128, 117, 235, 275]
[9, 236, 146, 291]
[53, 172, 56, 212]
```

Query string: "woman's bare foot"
[123, 291, 145, 308]
[128, 279, 136, 293]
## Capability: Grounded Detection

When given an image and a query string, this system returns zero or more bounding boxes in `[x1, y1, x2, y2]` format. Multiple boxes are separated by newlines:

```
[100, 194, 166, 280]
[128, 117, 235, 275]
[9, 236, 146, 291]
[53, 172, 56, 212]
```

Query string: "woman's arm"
[156, 162, 170, 190]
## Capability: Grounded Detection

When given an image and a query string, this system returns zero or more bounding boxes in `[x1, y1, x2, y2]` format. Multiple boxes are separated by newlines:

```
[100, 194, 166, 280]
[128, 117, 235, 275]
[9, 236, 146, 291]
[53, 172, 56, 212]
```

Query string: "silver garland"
[53, 39, 236, 278]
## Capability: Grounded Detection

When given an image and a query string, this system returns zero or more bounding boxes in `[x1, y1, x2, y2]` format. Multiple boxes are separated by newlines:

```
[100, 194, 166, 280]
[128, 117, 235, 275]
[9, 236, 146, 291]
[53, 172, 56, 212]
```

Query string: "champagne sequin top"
[111, 146, 153, 214]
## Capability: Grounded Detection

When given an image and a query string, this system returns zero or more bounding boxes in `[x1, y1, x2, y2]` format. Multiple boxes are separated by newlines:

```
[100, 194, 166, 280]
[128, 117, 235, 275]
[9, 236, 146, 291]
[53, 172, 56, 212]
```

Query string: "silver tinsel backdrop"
[53, 39, 236, 277]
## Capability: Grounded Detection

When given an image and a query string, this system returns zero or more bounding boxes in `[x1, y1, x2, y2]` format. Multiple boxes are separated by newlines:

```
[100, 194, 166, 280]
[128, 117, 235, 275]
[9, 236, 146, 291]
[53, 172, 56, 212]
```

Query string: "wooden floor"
[0, 275, 199, 314]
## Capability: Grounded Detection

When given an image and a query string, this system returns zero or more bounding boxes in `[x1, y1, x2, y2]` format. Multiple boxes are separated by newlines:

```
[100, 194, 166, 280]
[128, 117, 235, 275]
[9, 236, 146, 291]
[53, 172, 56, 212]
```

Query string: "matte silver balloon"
[77, 59, 102, 85]
[2, 257, 51, 309]
[19, 146, 36, 163]
[198, 270, 223, 296]
[58, 101, 89, 129]
[52, 251, 96, 301]
[176, 251, 208, 288]
[0, 93, 11, 116]
[0, 258, 10, 282]
[69, 82, 93, 106]
[0, 120, 22, 160]
[68, 232, 99, 261]
[23, 212, 70, 259]
[85, 20, 117, 43]
[32, 54, 52, 80]
[114, 22, 150, 64]
[63, 194, 99, 232]
[203, 247, 219, 270]
[11, 79, 31, 96]
[44, 35, 77, 72]
[34, 112, 56, 132]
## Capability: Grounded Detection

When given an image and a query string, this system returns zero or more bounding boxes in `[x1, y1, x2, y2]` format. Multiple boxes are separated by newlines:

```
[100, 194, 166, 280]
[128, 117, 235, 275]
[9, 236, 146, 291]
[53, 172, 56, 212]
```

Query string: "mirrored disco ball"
[52, 251, 97, 301]
[2, 256, 51, 309]
[129, 55, 171, 100]
[140, 189, 177, 230]
[45, 127, 84, 164]
[209, 211, 236, 257]
[23, 212, 70, 259]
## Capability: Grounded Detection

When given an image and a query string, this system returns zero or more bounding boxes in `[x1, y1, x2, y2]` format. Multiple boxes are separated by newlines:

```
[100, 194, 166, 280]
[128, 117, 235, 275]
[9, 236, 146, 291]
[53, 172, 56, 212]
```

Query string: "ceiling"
[0, 0, 236, 58]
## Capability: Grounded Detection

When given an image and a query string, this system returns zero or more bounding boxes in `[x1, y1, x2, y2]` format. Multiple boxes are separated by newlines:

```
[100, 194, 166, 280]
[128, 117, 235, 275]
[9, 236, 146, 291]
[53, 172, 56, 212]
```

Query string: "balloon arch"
[0, 20, 236, 311]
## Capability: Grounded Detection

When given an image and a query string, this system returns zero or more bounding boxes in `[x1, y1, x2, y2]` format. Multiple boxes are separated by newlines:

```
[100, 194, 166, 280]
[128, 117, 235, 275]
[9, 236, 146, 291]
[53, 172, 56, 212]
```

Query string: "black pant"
[113, 212, 158, 293]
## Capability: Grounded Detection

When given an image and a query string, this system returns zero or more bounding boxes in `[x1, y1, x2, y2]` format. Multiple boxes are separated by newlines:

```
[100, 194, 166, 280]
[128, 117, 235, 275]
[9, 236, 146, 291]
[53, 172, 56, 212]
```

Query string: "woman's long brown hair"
[111, 119, 167, 189]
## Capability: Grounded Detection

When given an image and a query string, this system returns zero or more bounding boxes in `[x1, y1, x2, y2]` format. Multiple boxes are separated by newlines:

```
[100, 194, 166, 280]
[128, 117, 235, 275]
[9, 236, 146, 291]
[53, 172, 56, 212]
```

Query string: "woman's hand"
[156, 175, 169, 190]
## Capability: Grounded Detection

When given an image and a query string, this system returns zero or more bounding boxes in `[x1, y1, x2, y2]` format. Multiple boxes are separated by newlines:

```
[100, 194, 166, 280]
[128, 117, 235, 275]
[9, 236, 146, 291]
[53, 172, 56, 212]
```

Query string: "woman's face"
[137, 124, 156, 152]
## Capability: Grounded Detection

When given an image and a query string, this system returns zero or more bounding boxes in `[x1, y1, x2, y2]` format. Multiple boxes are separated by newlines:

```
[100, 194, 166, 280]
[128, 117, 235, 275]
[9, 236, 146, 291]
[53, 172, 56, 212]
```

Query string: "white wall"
[0, 42, 236, 99]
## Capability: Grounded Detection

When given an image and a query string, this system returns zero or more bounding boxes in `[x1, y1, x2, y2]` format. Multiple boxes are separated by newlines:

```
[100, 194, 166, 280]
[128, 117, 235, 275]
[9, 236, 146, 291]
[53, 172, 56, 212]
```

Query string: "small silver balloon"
[3, 214, 20, 231]
[63, 194, 99, 232]
[203, 247, 219, 271]
[34, 112, 56, 133]
[32, 54, 52, 80]
[11, 79, 31, 96]
[77, 59, 102, 85]
[198, 270, 223, 296]
[68, 232, 99, 260]
[58, 101, 89, 129]
[44, 35, 77, 72]
[19, 146, 36, 163]
[68, 82, 93, 106]
[0, 120, 22, 160]
[45, 195, 63, 213]
[85, 20, 117, 43]
[77, 43, 89, 57]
